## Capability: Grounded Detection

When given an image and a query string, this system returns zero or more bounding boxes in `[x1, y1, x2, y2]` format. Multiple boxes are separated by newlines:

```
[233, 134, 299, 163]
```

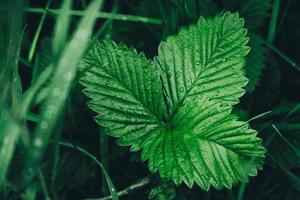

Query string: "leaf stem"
[83, 177, 150, 200]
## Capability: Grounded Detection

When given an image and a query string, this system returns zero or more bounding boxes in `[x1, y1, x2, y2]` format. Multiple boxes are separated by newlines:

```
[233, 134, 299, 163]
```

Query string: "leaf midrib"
[164, 31, 224, 123]
[98, 56, 162, 125]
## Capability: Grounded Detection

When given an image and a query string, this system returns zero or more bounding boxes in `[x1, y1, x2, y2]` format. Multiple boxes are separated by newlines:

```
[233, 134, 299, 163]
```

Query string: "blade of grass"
[268, 154, 300, 192]
[22, 7, 162, 25]
[0, 112, 21, 187]
[21, 66, 53, 116]
[38, 170, 51, 200]
[94, 0, 119, 38]
[262, 38, 300, 72]
[267, 0, 280, 43]
[59, 141, 119, 200]
[271, 124, 300, 158]
[0, 0, 23, 187]
[100, 128, 109, 195]
[7, 0, 23, 108]
[28, 0, 52, 62]
[52, 0, 72, 57]
[21, 0, 104, 186]
[281, 103, 300, 124]
[247, 111, 272, 122]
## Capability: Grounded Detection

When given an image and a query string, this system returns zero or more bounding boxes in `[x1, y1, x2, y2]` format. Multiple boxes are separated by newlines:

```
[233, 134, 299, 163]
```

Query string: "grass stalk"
[38, 169, 51, 200]
[21, 0, 103, 186]
[262, 39, 300, 72]
[267, 0, 280, 43]
[99, 129, 109, 195]
[23, 7, 162, 25]
[27, 0, 52, 62]
[59, 141, 119, 200]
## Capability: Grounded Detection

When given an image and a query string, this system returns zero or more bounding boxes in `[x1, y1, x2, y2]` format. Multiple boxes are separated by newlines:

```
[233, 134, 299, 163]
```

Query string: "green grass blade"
[247, 111, 272, 122]
[21, 0, 103, 186]
[268, 154, 300, 192]
[267, 0, 280, 43]
[0, 0, 23, 187]
[52, 0, 72, 57]
[59, 141, 119, 200]
[0, 113, 20, 187]
[7, 0, 23, 107]
[28, 0, 52, 62]
[271, 124, 300, 157]
[21, 66, 53, 116]
[22, 7, 162, 25]
[262, 38, 300, 72]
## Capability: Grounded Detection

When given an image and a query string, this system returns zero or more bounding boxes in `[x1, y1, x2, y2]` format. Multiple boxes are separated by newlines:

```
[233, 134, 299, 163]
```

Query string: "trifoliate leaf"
[156, 12, 249, 117]
[142, 97, 265, 189]
[245, 32, 267, 92]
[79, 41, 165, 151]
[79, 12, 266, 190]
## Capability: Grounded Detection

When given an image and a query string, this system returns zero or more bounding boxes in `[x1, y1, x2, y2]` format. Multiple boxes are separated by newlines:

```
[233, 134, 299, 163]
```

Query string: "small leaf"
[142, 97, 265, 190]
[156, 12, 249, 118]
[79, 40, 166, 151]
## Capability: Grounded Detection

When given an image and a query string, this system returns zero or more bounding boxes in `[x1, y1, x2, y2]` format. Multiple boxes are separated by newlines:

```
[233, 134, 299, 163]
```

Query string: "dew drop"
[167, 71, 173, 77]
[196, 60, 201, 66]
[179, 87, 184, 93]
[34, 138, 43, 147]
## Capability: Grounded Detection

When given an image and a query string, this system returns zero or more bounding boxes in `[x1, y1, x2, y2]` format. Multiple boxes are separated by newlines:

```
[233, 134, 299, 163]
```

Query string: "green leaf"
[79, 12, 266, 190]
[142, 97, 265, 189]
[156, 12, 249, 118]
[79, 41, 166, 151]
[245, 32, 267, 92]
[240, 0, 272, 30]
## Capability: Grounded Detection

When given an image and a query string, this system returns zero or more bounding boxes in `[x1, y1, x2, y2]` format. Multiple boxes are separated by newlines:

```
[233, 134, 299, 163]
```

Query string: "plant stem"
[59, 141, 119, 200]
[22, 7, 162, 25]
[28, 0, 52, 62]
[99, 128, 109, 195]
[84, 177, 150, 200]
[267, 0, 280, 43]
[38, 170, 51, 200]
